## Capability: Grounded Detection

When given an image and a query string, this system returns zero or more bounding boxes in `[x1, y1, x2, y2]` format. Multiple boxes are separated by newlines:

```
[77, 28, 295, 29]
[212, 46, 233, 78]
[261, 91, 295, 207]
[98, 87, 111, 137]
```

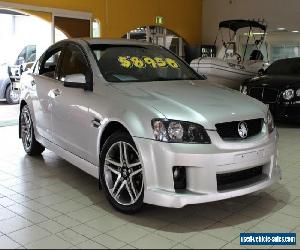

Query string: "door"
[51, 43, 93, 160]
[31, 46, 63, 141]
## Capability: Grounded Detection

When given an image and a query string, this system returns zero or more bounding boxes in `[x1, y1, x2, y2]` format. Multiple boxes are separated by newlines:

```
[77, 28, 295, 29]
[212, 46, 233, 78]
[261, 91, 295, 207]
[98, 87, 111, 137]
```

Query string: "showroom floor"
[0, 125, 299, 249]
[0, 102, 19, 127]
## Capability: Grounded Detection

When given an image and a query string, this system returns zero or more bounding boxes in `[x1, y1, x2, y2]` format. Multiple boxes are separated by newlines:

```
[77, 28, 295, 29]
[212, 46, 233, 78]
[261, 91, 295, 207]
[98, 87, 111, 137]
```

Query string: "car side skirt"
[41, 138, 99, 179]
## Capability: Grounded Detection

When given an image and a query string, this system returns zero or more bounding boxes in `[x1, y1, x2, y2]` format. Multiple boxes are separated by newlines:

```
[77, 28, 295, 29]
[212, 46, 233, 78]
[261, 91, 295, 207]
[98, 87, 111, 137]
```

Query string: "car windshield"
[266, 58, 300, 76]
[90, 44, 203, 82]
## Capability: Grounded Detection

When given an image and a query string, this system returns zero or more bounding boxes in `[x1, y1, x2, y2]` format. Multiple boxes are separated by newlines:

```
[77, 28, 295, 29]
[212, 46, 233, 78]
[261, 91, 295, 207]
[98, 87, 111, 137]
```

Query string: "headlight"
[168, 121, 184, 141]
[267, 110, 275, 134]
[296, 89, 300, 97]
[151, 119, 211, 144]
[240, 85, 248, 95]
[282, 89, 294, 100]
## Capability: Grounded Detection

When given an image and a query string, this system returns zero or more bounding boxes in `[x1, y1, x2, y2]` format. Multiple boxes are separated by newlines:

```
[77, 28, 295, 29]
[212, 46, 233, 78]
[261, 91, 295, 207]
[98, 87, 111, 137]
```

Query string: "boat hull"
[191, 58, 263, 90]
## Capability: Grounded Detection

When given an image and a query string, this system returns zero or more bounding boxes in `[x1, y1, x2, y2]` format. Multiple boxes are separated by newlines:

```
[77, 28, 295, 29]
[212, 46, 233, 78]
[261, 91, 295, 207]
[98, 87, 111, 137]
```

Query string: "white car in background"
[19, 39, 281, 213]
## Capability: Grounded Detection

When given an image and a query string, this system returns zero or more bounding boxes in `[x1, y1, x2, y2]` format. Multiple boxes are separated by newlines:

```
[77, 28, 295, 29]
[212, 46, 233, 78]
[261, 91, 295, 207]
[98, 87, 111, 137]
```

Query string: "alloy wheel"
[21, 108, 33, 151]
[104, 141, 143, 206]
[10, 89, 20, 103]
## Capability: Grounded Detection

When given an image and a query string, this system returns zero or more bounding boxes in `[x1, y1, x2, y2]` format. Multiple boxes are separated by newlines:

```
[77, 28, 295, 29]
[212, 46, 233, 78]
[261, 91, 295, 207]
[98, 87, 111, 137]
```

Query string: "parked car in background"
[241, 57, 300, 121]
[0, 63, 20, 104]
[8, 45, 36, 82]
[19, 38, 280, 213]
[0, 45, 37, 104]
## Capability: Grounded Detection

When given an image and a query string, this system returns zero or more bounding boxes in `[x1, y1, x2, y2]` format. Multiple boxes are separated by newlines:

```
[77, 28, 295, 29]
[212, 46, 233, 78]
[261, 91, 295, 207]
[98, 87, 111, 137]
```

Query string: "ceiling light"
[277, 27, 286, 31]
[292, 30, 299, 33]
[243, 32, 265, 36]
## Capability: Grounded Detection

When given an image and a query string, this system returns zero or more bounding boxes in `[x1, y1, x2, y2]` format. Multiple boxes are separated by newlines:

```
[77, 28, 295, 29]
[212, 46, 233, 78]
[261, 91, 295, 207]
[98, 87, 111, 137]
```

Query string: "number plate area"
[234, 150, 265, 163]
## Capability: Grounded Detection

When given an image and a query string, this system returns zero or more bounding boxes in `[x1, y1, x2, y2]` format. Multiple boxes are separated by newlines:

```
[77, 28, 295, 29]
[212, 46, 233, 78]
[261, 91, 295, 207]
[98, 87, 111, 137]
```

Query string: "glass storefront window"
[271, 44, 299, 62]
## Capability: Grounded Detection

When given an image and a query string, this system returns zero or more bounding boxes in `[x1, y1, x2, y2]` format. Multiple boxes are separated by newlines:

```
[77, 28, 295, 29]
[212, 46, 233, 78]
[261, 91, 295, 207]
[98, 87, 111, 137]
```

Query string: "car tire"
[5, 83, 20, 104]
[20, 105, 45, 156]
[100, 132, 144, 214]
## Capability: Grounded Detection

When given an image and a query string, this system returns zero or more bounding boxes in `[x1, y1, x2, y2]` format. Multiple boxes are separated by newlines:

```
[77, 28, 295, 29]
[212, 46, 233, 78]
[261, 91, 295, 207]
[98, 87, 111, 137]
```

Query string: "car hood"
[247, 75, 300, 89]
[112, 80, 267, 129]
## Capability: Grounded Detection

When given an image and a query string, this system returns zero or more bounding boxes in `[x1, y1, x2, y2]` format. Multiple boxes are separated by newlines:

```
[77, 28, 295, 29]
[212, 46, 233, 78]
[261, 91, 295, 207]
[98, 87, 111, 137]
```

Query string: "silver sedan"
[19, 38, 281, 213]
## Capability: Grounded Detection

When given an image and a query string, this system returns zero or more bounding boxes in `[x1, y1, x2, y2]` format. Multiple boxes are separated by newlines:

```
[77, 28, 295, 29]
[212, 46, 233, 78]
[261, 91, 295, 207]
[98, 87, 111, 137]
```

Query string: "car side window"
[16, 48, 26, 65]
[39, 49, 62, 79]
[58, 44, 91, 84]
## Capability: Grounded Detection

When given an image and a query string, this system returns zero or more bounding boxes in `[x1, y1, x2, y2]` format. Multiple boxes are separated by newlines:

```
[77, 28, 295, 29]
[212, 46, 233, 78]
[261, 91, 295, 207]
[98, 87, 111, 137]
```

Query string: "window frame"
[38, 43, 65, 79]
[57, 42, 93, 91]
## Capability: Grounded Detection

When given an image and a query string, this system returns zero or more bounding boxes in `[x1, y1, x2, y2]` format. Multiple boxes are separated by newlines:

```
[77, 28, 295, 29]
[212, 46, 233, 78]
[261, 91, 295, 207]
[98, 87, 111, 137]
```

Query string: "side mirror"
[63, 74, 90, 90]
[64, 74, 86, 84]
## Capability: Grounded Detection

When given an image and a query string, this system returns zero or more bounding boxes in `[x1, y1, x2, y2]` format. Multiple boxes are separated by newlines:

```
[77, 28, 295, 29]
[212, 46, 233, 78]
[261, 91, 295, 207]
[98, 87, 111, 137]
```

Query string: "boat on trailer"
[191, 20, 269, 89]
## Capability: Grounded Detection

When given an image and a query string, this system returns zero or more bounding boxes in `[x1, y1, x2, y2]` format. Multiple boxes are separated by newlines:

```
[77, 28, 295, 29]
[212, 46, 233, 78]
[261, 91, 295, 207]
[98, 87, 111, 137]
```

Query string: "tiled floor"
[0, 102, 19, 126]
[0, 125, 299, 249]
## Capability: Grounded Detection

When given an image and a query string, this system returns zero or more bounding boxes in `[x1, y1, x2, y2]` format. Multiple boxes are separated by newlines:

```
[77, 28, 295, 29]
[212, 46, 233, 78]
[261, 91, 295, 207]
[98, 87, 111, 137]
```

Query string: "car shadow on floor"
[29, 151, 290, 234]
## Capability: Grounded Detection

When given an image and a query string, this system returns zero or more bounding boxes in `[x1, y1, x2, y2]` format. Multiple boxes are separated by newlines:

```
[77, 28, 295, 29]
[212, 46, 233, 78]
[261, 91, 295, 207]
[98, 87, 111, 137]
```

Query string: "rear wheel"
[100, 132, 144, 214]
[5, 83, 20, 104]
[20, 105, 45, 156]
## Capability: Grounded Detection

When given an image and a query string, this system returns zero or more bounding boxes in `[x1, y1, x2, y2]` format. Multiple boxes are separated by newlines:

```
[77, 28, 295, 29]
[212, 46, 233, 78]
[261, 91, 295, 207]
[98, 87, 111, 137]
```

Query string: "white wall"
[202, 0, 300, 44]
[0, 13, 67, 65]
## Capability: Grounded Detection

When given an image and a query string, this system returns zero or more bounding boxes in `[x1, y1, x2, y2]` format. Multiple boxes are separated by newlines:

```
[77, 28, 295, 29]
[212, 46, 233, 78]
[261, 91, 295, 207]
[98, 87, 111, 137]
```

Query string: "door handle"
[52, 88, 62, 97]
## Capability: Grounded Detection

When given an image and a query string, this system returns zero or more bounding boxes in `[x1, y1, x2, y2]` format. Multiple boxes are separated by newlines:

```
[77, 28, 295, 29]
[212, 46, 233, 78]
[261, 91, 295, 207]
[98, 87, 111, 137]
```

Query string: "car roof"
[271, 57, 300, 65]
[42, 38, 159, 59]
[69, 38, 156, 47]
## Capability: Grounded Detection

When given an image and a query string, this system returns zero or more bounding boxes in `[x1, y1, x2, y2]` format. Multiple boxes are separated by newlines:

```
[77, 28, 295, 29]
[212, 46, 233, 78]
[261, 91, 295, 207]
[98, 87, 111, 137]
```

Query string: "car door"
[31, 46, 64, 141]
[51, 42, 93, 160]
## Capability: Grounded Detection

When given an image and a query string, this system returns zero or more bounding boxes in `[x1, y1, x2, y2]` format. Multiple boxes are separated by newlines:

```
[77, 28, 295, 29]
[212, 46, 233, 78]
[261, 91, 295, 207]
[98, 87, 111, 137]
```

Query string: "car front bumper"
[134, 129, 281, 208]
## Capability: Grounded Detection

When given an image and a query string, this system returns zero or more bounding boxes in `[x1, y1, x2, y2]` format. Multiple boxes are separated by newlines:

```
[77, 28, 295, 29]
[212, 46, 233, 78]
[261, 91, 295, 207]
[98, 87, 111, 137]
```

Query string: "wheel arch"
[99, 120, 131, 155]
[19, 100, 27, 138]
[3, 79, 12, 98]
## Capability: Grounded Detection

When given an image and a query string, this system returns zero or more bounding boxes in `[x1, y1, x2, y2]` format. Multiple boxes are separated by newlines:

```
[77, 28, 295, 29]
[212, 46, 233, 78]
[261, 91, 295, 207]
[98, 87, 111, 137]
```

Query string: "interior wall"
[1, 0, 203, 45]
[202, 0, 300, 44]
[22, 9, 51, 22]
[54, 17, 90, 38]
[105, 0, 202, 45]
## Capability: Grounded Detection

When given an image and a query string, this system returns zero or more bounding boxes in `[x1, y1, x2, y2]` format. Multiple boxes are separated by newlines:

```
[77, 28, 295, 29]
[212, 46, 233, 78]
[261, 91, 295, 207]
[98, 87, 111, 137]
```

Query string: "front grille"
[217, 166, 265, 191]
[216, 119, 263, 140]
[249, 87, 279, 103]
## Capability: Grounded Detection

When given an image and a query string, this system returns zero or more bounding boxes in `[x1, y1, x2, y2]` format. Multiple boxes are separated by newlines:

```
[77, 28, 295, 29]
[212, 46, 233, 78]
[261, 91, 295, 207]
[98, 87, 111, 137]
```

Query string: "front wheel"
[20, 105, 45, 156]
[100, 132, 144, 214]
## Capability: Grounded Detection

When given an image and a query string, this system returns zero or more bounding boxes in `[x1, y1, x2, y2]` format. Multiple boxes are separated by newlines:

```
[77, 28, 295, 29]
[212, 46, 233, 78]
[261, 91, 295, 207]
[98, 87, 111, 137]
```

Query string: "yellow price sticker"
[154, 57, 167, 68]
[130, 57, 145, 69]
[143, 57, 157, 68]
[118, 56, 180, 69]
[165, 58, 180, 69]
[118, 56, 132, 68]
